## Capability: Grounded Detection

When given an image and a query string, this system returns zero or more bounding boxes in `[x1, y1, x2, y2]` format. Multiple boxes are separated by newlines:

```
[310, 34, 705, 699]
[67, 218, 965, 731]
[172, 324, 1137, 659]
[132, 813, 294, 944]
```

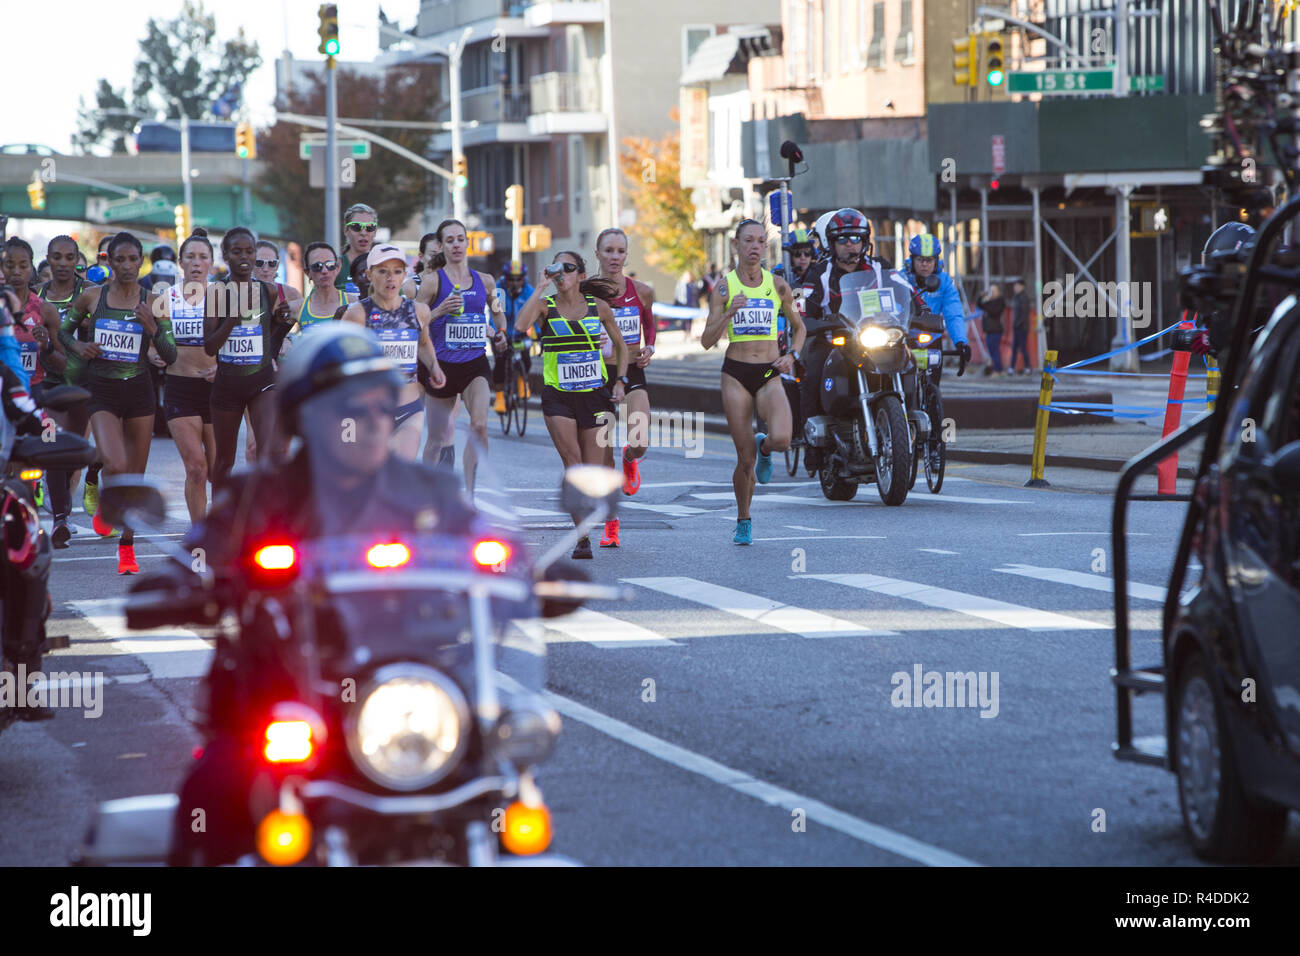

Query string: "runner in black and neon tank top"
[39, 275, 84, 386]
[206, 228, 294, 489]
[342, 243, 441, 461]
[60, 233, 177, 571]
[414, 219, 508, 494]
[512, 250, 627, 560]
[700, 219, 804, 546]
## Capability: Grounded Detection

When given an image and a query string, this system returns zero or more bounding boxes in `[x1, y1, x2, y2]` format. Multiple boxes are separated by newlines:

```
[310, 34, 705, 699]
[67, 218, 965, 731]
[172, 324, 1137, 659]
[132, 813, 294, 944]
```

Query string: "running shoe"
[82, 480, 99, 518]
[599, 519, 620, 548]
[754, 432, 773, 484]
[493, 390, 507, 414]
[34, 479, 45, 511]
[733, 518, 753, 545]
[51, 520, 71, 550]
[621, 447, 641, 496]
[571, 536, 593, 560]
[117, 545, 139, 575]
[92, 508, 114, 537]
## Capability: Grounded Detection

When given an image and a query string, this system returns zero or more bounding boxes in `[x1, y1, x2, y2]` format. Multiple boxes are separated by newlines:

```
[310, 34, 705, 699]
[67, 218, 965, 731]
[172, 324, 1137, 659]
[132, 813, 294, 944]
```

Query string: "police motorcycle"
[1111, 0, 1300, 863]
[0, 367, 95, 737]
[803, 267, 925, 504]
[73, 381, 626, 865]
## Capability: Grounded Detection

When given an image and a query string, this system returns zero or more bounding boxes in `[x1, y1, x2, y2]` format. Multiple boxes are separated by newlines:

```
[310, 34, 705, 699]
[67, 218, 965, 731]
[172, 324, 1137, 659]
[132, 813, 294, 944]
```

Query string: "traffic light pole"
[181, 115, 193, 217]
[449, 27, 471, 222]
[325, 54, 339, 252]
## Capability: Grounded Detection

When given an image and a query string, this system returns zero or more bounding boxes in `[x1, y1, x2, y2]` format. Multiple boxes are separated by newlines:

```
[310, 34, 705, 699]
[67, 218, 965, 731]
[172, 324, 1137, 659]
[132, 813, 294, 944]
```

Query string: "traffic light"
[174, 204, 192, 238]
[453, 155, 468, 190]
[317, 4, 340, 57]
[520, 225, 552, 253]
[952, 35, 977, 87]
[504, 184, 523, 224]
[26, 178, 45, 211]
[235, 122, 256, 159]
[986, 36, 1005, 87]
[466, 231, 495, 258]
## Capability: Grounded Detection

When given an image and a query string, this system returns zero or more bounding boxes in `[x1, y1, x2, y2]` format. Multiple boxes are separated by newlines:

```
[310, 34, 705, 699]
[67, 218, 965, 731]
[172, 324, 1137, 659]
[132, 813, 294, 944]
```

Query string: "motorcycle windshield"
[836, 268, 916, 331]
[274, 381, 544, 698]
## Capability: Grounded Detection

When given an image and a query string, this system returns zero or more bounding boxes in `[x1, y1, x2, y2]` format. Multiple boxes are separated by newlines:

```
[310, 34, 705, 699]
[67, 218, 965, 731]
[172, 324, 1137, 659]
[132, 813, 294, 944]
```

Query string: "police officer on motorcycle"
[799, 208, 893, 472]
[165, 322, 479, 865]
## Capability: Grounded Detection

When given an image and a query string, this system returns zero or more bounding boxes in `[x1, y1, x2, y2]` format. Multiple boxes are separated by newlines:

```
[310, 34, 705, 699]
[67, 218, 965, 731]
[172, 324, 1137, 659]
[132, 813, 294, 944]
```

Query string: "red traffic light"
[990, 178, 1000, 191]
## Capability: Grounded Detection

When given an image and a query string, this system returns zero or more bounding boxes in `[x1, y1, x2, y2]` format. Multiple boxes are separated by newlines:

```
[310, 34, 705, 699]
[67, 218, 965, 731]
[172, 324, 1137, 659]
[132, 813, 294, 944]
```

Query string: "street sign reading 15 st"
[1007, 69, 1115, 93]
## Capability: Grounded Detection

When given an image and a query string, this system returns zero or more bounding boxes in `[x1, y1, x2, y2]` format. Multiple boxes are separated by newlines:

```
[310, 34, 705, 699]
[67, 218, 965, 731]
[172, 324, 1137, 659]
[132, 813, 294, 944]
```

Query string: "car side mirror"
[1266, 439, 1300, 493]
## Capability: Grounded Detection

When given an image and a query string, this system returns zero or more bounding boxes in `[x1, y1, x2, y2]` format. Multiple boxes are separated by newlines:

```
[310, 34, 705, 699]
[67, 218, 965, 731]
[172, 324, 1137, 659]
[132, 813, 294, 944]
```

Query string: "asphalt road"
[3, 406, 1296, 867]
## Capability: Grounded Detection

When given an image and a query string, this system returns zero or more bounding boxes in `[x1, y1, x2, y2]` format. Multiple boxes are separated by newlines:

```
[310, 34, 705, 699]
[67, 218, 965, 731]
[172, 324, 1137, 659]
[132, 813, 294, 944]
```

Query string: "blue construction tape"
[1045, 401, 1167, 411]
[1051, 368, 1208, 379]
[1040, 405, 1161, 419]
[1055, 320, 1189, 371]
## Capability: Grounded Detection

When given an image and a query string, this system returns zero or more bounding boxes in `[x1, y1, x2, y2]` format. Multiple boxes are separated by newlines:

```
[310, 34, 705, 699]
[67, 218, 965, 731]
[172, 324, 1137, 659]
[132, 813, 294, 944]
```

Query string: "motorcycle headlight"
[859, 326, 902, 349]
[491, 697, 562, 767]
[345, 663, 470, 791]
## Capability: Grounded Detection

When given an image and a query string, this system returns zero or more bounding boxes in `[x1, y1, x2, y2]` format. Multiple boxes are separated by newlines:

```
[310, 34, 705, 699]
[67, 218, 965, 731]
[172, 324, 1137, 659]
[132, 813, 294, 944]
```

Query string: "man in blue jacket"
[903, 233, 971, 361]
[492, 261, 538, 414]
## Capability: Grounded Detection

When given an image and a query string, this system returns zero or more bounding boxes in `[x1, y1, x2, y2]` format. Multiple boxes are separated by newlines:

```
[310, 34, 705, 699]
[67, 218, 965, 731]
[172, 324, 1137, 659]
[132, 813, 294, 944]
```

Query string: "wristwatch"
[618, 375, 630, 386]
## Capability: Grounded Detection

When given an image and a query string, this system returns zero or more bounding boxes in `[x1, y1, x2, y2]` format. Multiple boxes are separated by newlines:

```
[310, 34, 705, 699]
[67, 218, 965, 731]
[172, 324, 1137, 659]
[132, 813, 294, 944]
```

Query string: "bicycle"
[496, 339, 531, 437]
[906, 339, 966, 494]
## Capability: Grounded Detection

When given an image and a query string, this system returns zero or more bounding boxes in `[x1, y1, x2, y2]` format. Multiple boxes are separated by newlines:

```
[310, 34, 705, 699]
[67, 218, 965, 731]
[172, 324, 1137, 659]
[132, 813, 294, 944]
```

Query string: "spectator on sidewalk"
[675, 270, 696, 307]
[1010, 277, 1031, 374]
[979, 284, 1006, 376]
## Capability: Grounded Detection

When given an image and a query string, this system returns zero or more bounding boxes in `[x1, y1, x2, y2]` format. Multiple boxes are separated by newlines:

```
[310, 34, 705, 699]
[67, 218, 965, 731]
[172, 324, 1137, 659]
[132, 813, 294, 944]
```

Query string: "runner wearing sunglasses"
[254, 241, 303, 315]
[513, 251, 627, 560]
[337, 203, 379, 291]
[297, 241, 350, 333]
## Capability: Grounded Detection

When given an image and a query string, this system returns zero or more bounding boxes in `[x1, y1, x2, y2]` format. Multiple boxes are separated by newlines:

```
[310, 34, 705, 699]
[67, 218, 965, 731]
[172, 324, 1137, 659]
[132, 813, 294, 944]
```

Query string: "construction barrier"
[1026, 350, 1058, 487]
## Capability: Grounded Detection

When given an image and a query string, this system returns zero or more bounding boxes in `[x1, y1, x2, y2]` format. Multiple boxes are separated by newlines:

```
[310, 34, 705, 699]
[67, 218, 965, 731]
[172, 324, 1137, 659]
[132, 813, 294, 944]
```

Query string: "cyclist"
[492, 261, 537, 414]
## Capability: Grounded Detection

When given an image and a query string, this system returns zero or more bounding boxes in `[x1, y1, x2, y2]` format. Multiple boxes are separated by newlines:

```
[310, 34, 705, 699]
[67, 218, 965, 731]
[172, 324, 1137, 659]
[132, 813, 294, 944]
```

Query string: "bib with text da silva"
[556, 350, 604, 391]
[729, 297, 777, 337]
[219, 316, 264, 365]
[94, 317, 145, 363]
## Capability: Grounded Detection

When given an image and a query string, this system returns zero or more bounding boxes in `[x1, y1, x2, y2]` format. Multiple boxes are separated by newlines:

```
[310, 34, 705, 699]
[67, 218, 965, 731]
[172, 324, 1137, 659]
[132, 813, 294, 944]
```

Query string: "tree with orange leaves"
[619, 110, 707, 281]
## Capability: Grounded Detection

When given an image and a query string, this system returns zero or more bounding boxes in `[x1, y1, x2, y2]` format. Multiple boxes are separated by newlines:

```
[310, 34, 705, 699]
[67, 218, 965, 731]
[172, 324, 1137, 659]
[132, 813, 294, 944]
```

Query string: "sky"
[8, 0, 421, 153]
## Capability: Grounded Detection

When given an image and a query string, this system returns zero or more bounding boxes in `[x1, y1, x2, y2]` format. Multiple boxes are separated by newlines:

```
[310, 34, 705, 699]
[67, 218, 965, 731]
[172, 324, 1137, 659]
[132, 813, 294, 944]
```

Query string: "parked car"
[1112, 198, 1300, 862]
[131, 121, 236, 154]
[0, 143, 60, 156]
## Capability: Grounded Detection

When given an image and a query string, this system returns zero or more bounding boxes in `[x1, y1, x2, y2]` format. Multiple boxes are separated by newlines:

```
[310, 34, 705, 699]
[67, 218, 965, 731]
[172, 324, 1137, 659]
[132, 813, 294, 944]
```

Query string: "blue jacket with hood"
[903, 257, 967, 345]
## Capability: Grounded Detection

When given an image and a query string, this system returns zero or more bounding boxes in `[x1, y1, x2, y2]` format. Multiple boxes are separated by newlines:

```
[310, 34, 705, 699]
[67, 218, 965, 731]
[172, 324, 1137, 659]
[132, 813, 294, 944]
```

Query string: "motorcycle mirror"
[1266, 439, 1300, 493]
[561, 464, 623, 520]
[923, 274, 941, 293]
[539, 561, 591, 618]
[37, 385, 91, 412]
[99, 474, 167, 530]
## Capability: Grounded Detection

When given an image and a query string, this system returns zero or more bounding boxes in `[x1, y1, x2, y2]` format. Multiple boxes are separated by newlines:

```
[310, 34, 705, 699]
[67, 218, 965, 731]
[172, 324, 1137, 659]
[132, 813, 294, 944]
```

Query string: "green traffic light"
[988, 69, 1004, 86]
[325, 37, 339, 56]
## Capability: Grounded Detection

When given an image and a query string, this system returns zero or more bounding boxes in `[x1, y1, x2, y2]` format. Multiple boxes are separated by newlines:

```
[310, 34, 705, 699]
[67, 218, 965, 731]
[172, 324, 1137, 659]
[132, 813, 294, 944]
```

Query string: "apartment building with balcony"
[388, 0, 778, 291]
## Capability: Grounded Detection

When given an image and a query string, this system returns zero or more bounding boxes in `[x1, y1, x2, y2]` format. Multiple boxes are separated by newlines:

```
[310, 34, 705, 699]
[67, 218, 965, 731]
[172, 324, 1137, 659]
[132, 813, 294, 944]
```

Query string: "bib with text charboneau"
[730, 297, 776, 336]
[556, 350, 604, 391]
[375, 327, 418, 375]
[93, 318, 144, 363]
[218, 321, 264, 365]
[444, 311, 487, 350]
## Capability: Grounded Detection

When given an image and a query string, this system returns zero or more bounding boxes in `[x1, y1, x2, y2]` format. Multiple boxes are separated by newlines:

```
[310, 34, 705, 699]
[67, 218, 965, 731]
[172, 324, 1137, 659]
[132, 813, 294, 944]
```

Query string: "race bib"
[556, 350, 603, 391]
[731, 298, 775, 336]
[94, 318, 144, 363]
[218, 322, 264, 365]
[19, 340, 38, 372]
[614, 306, 641, 345]
[857, 289, 896, 317]
[444, 311, 487, 350]
[376, 327, 419, 375]
[928, 348, 942, 368]
[171, 301, 206, 347]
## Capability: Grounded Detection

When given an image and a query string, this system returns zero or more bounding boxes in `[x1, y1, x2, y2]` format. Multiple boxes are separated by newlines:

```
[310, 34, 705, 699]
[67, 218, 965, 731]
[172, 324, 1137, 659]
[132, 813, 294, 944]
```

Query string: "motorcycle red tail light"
[474, 539, 510, 569]
[254, 544, 297, 570]
[366, 542, 411, 568]
[262, 703, 327, 764]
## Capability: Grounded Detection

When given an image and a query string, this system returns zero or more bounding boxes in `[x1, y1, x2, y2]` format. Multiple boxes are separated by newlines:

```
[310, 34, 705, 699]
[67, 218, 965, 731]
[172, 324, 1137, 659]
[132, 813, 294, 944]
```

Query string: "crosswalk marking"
[994, 564, 1168, 602]
[800, 573, 1107, 631]
[623, 576, 896, 638]
[518, 609, 679, 648]
[65, 600, 213, 679]
[689, 491, 1018, 506]
[919, 548, 958, 555]
[619, 501, 713, 517]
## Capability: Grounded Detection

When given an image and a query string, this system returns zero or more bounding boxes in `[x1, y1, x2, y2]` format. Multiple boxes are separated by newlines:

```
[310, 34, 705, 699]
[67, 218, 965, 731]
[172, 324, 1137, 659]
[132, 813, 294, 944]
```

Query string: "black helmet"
[1202, 222, 1255, 262]
[826, 208, 870, 242]
[276, 323, 403, 435]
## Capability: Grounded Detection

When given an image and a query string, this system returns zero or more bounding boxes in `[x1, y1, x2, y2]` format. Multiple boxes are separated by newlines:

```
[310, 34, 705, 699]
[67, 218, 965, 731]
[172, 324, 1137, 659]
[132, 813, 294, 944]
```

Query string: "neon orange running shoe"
[117, 545, 139, 574]
[92, 508, 115, 537]
[599, 518, 620, 548]
[621, 448, 641, 496]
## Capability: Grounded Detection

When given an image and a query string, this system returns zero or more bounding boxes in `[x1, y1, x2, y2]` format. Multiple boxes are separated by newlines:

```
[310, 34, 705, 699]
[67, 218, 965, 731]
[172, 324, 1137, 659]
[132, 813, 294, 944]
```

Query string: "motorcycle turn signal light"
[256, 810, 313, 866]
[473, 539, 511, 569]
[831, 335, 846, 346]
[19, 468, 43, 482]
[501, 801, 552, 856]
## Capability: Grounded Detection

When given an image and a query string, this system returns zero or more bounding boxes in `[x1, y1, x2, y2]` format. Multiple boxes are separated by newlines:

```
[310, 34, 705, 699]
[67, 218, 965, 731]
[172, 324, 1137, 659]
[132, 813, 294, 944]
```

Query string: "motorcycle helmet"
[908, 233, 942, 260]
[812, 211, 836, 253]
[826, 208, 871, 262]
[502, 261, 527, 278]
[277, 322, 404, 435]
[1202, 222, 1255, 263]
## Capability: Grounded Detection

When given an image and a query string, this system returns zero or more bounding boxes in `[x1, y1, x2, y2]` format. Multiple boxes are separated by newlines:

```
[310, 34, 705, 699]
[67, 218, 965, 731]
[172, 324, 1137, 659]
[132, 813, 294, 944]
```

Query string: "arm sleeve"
[939, 277, 967, 344]
[152, 319, 178, 365]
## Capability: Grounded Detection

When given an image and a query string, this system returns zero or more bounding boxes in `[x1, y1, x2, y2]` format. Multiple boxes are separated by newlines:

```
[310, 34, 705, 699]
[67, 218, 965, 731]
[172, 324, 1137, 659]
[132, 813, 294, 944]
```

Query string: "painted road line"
[53, 554, 172, 563]
[624, 577, 897, 639]
[784, 525, 825, 531]
[497, 674, 979, 867]
[514, 610, 679, 649]
[619, 501, 713, 517]
[690, 492, 1018, 506]
[919, 549, 959, 555]
[1016, 532, 1151, 537]
[994, 564, 1168, 602]
[66, 600, 213, 680]
[753, 535, 887, 542]
[801, 573, 1108, 631]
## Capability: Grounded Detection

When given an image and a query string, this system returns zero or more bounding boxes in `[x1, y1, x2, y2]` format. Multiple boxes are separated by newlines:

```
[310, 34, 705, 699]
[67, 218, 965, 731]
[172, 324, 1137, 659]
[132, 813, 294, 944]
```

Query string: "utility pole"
[326, 55, 339, 246]
[180, 115, 193, 216]
[449, 27, 472, 222]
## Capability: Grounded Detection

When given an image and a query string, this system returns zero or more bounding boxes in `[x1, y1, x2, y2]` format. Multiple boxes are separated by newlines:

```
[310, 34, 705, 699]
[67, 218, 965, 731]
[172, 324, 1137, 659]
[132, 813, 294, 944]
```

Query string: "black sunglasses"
[255, 258, 279, 269]
[347, 222, 378, 233]
[75, 264, 87, 273]
[308, 260, 339, 273]
[835, 234, 867, 244]
[548, 262, 579, 274]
